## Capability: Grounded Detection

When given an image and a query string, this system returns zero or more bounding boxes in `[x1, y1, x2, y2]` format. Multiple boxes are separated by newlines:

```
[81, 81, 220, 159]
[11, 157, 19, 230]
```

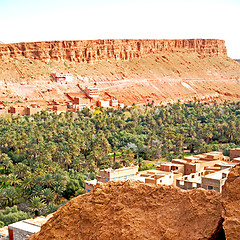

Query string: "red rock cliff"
[28, 181, 223, 240]
[0, 39, 227, 62]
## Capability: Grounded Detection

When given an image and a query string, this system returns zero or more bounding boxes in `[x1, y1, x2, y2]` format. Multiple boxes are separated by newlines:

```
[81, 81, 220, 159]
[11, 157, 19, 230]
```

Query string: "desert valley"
[0, 37, 239, 240]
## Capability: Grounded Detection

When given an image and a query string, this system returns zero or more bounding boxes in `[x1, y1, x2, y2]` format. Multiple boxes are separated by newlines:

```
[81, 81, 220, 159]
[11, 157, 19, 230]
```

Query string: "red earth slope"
[0, 39, 240, 105]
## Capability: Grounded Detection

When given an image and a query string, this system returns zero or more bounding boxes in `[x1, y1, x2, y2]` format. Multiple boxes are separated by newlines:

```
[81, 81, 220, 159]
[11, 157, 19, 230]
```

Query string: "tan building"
[7, 215, 52, 240]
[172, 152, 228, 175]
[9, 105, 44, 116]
[168, 151, 234, 192]
[158, 162, 184, 175]
[201, 169, 230, 192]
[9, 106, 25, 115]
[85, 179, 97, 193]
[52, 105, 67, 114]
[97, 100, 110, 108]
[176, 163, 234, 192]
[26, 107, 42, 115]
[85, 166, 138, 193]
[138, 169, 182, 186]
[96, 166, 139, 183]
[232, 157, 240, 164]
[230, 148, 240, 160]
[110, 99, 118, 107]
[176, 170, 205, 190]
[85, 86, 99, 99]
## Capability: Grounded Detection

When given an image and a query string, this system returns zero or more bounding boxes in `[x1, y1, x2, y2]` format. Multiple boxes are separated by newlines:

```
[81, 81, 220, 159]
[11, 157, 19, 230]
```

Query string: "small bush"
[0, 206, 30, 226]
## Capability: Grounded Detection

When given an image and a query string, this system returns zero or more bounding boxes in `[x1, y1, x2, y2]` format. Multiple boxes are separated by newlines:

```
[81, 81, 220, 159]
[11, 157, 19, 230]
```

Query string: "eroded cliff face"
[27, 166, 240, 240]
[1, 39, 239, 105]
[222, 164, 240, 240]
[0, 39, 227, 62]
[28, 181, 223, 240]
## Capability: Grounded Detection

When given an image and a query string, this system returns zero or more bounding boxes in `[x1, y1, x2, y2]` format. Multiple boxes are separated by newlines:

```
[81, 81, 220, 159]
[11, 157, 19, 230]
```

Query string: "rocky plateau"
[0, 39, 240, 105]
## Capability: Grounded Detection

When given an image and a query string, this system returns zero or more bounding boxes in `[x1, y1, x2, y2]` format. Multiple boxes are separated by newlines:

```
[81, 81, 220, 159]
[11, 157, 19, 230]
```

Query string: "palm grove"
[0, 101, 239, 226]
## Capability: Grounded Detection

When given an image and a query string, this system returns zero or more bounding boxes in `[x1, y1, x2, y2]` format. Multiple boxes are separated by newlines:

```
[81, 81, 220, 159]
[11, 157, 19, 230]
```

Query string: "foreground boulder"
[222, 165, 240, 240]
[29, 181, 222, 240]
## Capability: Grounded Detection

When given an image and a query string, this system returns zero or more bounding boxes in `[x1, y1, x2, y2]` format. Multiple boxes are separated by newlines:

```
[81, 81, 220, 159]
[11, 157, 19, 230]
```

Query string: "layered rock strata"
[0, 39, 227, 62]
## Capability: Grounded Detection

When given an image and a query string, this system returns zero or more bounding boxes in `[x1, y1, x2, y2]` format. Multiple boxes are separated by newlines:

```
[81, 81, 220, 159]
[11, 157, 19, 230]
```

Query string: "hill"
[0, 39, 240, 105]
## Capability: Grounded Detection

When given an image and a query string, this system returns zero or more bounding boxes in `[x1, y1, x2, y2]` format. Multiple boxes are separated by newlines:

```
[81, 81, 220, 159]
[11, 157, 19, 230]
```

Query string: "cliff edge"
[1, 39, 240, 105]
[222, 164, 240, 240]
[0, 39, 227, 62]
[28, 166, 240, 240]
[28, 180, 223, 240]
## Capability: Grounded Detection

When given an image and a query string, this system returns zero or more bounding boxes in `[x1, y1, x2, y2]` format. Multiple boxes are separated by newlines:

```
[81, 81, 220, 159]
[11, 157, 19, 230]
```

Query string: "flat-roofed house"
[97, 100, 110, 108]
[230, 148, 240, 160]
[9, 106, 25, 116]
[201, 168, 231, 192]
[52, 105, 67, 114]
[7, 215, 52, 240]
[85, 166, 139, 193]
[85, 179, 97, 193]
[85, 86, 99, 99]
[97, 166, 139, 183]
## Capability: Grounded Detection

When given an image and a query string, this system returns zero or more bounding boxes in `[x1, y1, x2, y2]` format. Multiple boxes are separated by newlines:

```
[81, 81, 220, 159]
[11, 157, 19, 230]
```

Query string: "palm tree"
[21, 176, 34, 191]
[8, 174, 21, 187]
[28, 196, 46, 216]
[0, 154, 13, 174]
[41, 188, 56, 204]
[43, 173, 54, 188]
[2, 186, 18, 207]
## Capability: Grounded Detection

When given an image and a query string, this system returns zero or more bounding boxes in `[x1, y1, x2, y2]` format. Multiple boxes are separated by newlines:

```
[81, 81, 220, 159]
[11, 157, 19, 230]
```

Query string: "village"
[1, 148, 240, 240]
[86, 148, 240, 193]
[0, 72, 124, 117]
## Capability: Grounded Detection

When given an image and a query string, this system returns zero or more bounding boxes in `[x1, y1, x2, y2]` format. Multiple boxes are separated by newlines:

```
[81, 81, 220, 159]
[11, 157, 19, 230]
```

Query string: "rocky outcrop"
[29, 181, 223, 240]
[0, 39, 227, 62]
[222, 164, 240, 240]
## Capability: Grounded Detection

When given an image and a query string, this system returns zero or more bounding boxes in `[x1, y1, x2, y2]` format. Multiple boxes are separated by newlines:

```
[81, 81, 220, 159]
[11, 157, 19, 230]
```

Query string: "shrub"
[0, 206, 30, 226]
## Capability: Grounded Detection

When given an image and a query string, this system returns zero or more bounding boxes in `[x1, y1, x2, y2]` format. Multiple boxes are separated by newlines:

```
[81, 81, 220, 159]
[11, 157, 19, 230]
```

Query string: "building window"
[176, 167, 178, 170]
[208, 186, 213, 190]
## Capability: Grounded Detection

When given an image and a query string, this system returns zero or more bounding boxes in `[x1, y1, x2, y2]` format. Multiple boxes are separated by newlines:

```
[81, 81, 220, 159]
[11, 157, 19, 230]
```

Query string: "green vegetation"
[0, 101, 239, 225]
[0, 206, 30, 226]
